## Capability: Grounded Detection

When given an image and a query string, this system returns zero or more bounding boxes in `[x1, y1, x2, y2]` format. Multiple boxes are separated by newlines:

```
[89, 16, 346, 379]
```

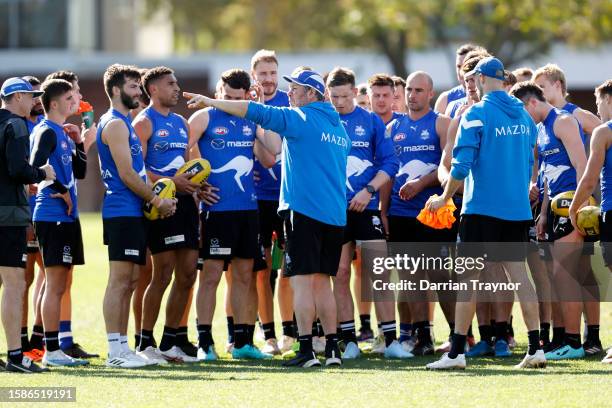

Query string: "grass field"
[1, 212, 611, 408]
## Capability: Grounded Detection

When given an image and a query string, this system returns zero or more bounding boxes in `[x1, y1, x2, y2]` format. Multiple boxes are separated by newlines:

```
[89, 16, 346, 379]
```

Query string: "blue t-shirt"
[198, 108, 258, 212]
[32, 119, 78, 222]
[538, 108, 584, 197]
[254, 89, 289, 201]
[246, 101, 350, 226]
[388, 110, 442, 217]
[340, 106, 397, 210]
[97, 108, 147, 218]
[601, 121, 612, 211]
[451, 91, 536, 221]
[138, 106, 188, 177]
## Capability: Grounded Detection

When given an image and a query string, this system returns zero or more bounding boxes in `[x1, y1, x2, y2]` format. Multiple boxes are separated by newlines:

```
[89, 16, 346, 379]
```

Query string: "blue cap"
[1, 77, 43, 97]
[283, 70, 326, 96]
[464, 57, 506, 81]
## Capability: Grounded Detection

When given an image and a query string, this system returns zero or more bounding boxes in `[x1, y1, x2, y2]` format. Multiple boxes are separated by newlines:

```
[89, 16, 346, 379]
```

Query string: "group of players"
[0, 43, 611, 372]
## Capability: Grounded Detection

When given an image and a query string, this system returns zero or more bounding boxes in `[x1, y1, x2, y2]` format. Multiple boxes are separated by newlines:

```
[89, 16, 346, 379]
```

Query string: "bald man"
[381, 71, 452, 356]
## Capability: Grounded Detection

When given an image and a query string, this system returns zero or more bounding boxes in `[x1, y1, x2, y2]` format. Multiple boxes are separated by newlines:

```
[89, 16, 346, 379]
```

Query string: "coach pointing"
[185, 69, 350, 368]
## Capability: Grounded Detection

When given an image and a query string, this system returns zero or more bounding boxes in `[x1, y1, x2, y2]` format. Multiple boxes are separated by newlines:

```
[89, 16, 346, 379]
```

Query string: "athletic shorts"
[258, 200, 284, 249]
[545, 201, 595, 254]
[600, 210, 612, 266]
[343, 209, 385, 244]
[200, 210, 260, 261]
[26, 223, 39, 254]
[0, 226, 27, 268]
[458, 214, 530, 261]
[282, 210, 344, 277]
[253, 235, 268, 272]
[34, 219, 85, 267]
[388, 215, 456, 243]
[103, 217, 148, 265]
[146, 194, 199, 254]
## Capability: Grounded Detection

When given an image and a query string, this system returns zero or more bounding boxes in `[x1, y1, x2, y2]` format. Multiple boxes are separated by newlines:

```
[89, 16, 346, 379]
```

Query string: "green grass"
[1, 212, 611, 408]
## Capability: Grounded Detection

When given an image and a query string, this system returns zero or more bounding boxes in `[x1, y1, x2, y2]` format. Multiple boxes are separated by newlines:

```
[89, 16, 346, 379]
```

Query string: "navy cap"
[464, 57, 506, 81]
[1, 77, 44, 97]
[283, 70, 326, 96]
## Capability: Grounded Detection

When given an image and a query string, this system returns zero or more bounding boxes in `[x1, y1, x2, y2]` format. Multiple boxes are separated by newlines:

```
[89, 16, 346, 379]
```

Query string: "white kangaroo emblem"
[268, 154, 282, 181]
[397, 159, 437, 181]
[346, 155, 373, 192]
[544, 164, 570, 184]
[211, 156, 253, 192]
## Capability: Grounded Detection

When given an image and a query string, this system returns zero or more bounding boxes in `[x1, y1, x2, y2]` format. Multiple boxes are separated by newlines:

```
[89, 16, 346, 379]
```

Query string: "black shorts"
[282, 210, 344, 277]
[0, 226, 27, 268]
[34, 219, 85, 267]
[388, 215, 455, 243]
[103, 217, 148, 265]
[600, 210, 612, 266]
[26, 223, 39, 254]
[146, 194, 199, 254]
[343, 209, 385, 244]
[545, 200, 595, 254]
[458, 214, 530, 261]
[200, 210, 260, 260]
[258, 200, 284, 249]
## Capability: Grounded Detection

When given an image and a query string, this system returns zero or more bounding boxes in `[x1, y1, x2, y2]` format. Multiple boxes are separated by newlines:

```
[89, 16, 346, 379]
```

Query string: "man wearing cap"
[424, 57, 544, 370]
[0, 77, 55, 373]
[185, 68, 350, 368]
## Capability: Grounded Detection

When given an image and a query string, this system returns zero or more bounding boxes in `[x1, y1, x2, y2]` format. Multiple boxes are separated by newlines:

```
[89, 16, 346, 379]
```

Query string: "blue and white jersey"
[388, 110, 442, 217]
[340, 106, 397, 210]
[563, 102, 578, 114]
[600, 121, 612, 211]
[538, 108, 583, 197]
[198, 107, 258, 212]
[446, 97, 466, 119]
[137, 106, 188, 177]
[26, 115, 43, 134]
[446, 85, 466, 106]
[32, 119, 78, 222]
[386, 111, 406, 126]
[97, 108, 147, 218]
[254, 89, 289, 201]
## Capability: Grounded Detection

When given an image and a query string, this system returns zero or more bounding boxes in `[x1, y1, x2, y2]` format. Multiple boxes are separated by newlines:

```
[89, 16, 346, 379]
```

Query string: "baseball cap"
[464, 57, 506, 81]
[283, 70, 326, 96]
[1, 77, 44, 97]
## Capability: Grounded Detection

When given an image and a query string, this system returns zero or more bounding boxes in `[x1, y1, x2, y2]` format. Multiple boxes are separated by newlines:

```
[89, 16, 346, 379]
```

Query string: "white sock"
[107, 333, 122, 357]
[120, 335, 130, 353]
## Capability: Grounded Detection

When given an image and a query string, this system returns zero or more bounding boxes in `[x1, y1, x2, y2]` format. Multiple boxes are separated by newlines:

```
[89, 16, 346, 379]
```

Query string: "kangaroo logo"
[150, 156, 185, 174]
[346, 155, 373, 192]
[544, 164, 570, 184]
[397, 159, 437, 181]
[211, 155, 253, 192]
[268, 154, 282, 181]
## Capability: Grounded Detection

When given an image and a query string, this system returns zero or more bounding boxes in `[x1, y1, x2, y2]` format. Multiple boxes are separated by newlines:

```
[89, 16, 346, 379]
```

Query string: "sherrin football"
[576, 205, 600, 237]
[550, 191, 596, 217]
[175, 158, 211, 187]
[143, 178, 176, 220]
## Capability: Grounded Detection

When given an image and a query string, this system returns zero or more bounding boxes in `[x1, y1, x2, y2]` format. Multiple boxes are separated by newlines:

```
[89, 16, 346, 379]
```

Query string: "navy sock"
[565, 333, 581, 349]
[381, 320, 397, 347]
[282, 321, 294, 338]
[479, 325, 493, 345]
[139, 329, 154, 350]
[399, 323, 413, 343]
[21, 327, 31, 352]
[448, 333, 466, 359]
[159, 326, 176, 352]
[359, 314, 371, 332]
[298, 334, 313, 354]
[262, 322, 276, 340]
[234, 324, 248, 349]
[8, 348, 23, 365]
[44, 330, 60, 352]
[197, 324, 213, 349]
[30, 325, 44, 350]
[340, 320, 357, 344]
[527, 330, 540, 355]
[226, 316, 234, 344]
[586, 325, 600, 343]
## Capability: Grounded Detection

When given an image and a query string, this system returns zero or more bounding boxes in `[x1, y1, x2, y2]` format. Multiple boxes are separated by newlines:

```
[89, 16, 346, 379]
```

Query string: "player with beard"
[97, 64, 176, 368]
[133, 67, 199, 364]
[250, 50, 291, 355]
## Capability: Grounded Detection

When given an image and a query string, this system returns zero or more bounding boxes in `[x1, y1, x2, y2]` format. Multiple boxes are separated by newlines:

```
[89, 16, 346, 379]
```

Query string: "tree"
[144, 0, 612, 76]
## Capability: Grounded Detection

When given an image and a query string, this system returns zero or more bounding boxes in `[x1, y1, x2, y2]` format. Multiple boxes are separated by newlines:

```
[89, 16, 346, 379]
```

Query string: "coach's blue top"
[246, 100, 350, 226]
[451, 90, 536, 221]
[198, 107, 258, 212]
[600, 121, 612, 211]
[32, 119, 78, 222]
[253, 89, 289, 201]
[97, 108, 147, 218]
[138, 106, 188, 177]
[538, 108, 584, 197]
[340, 105, 397, 210]
[389, 110, 443, 217]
